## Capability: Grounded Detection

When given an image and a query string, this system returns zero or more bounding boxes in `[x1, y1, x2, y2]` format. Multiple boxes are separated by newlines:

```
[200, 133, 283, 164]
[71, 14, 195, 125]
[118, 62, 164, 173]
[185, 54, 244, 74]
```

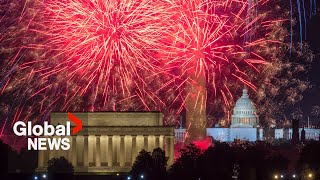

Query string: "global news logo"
[12, 112, 82, 151]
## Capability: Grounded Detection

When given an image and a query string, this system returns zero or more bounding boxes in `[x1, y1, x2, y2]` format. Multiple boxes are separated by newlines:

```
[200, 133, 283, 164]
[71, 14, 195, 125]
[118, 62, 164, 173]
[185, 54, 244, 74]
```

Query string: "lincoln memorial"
[36, 112, 175, 174]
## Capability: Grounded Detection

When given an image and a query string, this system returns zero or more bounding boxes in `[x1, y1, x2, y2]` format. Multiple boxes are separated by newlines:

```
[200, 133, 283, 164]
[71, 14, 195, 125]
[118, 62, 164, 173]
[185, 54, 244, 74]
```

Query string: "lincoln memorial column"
[107, 135, 113, 167]
[38, 150, 44, 168]
[160, 135, 164, 150]
[144, 135, 149, 151]
[101, 135, 107, 166]
[83, 135, 89, 167]
[165, 136, 170, 157]
[67, 136, 72, 163]
[112, 136, 118, 166]
[49, 136, 57, 160]
[165, 136, 174, 165]
[120, 135, 125, 167]
[155, 135, 160, 149]
[96, 135, 101, 167]
[43, 149, 48, 167]
[72, 136, 77, 166]
[48, 150, 54, 160]
[169, 136, 174, 165]
[131, 135, 137, 165]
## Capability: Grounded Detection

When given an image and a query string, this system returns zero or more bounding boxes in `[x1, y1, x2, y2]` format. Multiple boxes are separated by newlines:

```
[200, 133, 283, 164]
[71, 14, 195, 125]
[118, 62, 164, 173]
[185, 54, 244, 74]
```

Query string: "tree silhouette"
[0, 140, 11, 175]
[131, 149, 154, 179]
[131, 148, 168, 180]
[47, 156, 74, 180]
[198, 142, 235, 180]
[13, 149, 37, 173]
[168, 143, 201, 180]
[297, 143, 320, 179]
[151, 148, 168, 179]
[236, 145, 266, 180]
[263, 154, 289, 179]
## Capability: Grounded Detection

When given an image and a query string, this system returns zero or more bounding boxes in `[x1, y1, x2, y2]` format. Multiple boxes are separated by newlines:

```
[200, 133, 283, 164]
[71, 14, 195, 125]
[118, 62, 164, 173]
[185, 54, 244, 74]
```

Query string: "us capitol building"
[206, 88, 262, 142]
[175, 88, 320, 143]
[230, 88, 259, 128]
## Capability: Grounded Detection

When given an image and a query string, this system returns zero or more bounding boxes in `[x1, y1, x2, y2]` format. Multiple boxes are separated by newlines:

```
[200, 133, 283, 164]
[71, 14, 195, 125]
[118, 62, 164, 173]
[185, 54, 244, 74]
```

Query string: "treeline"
[131, 141, 320, 180]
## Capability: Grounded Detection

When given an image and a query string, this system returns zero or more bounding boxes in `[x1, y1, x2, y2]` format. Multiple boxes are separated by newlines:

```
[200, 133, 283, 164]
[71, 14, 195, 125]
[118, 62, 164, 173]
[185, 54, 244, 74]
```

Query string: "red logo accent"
[68, 112, 83, 135]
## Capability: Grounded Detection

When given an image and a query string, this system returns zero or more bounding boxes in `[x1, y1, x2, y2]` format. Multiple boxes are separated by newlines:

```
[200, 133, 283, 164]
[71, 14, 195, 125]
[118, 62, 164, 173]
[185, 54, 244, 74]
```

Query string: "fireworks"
[32, 0, 175, 110]
[163, 0, 288, 139]
[312, 106, 320, 117]
[1, 0, 178, 128]
[0, 0, 315, 142]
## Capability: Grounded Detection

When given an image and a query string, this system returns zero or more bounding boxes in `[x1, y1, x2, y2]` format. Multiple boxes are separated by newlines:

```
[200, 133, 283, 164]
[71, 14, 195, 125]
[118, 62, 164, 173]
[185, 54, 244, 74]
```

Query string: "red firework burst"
[166, 0, 284, 103]
[159, 0, 285, 135]
[0, 0, 290, 141]
[30, 0, 174, 110]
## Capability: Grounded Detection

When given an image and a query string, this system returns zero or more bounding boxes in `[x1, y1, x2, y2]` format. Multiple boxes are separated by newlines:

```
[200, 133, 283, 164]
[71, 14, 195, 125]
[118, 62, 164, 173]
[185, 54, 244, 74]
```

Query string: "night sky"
[298, 13, 320, 115]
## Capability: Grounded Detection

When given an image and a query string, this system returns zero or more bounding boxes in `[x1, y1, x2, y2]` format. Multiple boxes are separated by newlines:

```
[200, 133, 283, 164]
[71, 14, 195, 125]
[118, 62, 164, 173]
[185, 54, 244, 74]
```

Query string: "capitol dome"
[230, 88, 259, 128]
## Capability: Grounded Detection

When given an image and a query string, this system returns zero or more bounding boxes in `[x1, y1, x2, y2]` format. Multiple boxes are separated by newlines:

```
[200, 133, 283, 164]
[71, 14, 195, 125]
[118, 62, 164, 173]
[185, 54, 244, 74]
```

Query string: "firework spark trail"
[157, 0, 290, 140]
[165, 0, 280, 106]
[1, 0, 284, 126]
[0, 0, 179, 139]
[0, 0, 316, 142]
[290, 0, 316, 51]
[34, 0, 180, 112]
[35, 0, 280, 121]
[35, 0, 172, 100]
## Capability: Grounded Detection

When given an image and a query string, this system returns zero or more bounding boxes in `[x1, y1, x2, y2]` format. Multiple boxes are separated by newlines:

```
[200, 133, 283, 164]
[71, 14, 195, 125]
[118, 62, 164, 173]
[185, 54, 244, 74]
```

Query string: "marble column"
[107, 135, 113, 167]
[149, 135, 155, 151]
[159, 135, 164, 150]
[43, 149, 48, 167]
[83, 135, 89, 167]
[67, 136, 72, 163]
[131, 135, 137, 165]
[96, 135, 101, 167]
[165, 136, 174, 165]
[155, 135, 160, 149]
[165, 136, 170, 157]
[38, 150, 44, 168]
[72, 136, 77, 166]
[48, 136, 56, 160]
[113, 136, 118, 166]
[120, 135, 125, 167]
[101, 135, 107, 166]
[61, 146, 68, 160]
[144, 135, 149, 151]
[169, 136, 174, 165]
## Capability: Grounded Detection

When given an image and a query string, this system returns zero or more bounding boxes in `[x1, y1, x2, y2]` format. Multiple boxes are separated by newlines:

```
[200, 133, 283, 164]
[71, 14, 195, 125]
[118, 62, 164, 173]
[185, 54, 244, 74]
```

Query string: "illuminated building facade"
[37, 112, 175, 174]
[230, 88, 259, 128]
